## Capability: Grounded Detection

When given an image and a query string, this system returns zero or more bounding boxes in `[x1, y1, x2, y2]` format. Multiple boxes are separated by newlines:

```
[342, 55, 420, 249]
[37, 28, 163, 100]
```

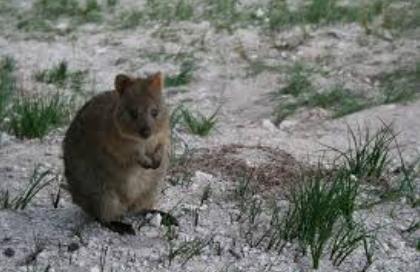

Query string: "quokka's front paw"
[137, 157, 154, 169]
[147, 144, 163, 169]
[135, 153, 154, 169]
[136, 144, 163, 169]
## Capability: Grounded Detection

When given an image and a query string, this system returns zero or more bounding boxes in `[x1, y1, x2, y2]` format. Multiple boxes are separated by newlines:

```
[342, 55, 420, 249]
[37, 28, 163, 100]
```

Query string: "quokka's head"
[114, 72, 167, 140]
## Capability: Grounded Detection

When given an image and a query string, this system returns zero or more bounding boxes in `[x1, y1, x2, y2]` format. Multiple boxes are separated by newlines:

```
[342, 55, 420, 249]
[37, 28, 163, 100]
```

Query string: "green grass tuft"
[0, 56, 17, 125]
[165, 60, 195, 87]
[267, 0, 386, 30]
[281, 166, 372, 269]
[381, 1, 420, 33]
[272, 63, 368, 123]
[308, 86, 368, 118]
[34, 61, 87, 92]
[1, 165, 55, 210]
[117, 0, 194, 28]
[277, 63, 313, 97]
[174, 0, 195, 21]
[106, 0, 118, 8]
[327, 123, 395, 181]
[168, 235, 213, 266]
[377, 62, 420, 104]
[20, 0, 103, 34]
[34, 0, 102, 22]
[34, 0, 79, 19]
[203, 0, 243, 30]
[8, 93, 73, 139]
[180, 107, 219, 137]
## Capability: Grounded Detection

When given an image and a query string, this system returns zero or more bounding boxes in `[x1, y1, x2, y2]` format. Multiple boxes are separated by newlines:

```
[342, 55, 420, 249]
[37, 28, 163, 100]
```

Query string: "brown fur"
[63, 72, 171, 222]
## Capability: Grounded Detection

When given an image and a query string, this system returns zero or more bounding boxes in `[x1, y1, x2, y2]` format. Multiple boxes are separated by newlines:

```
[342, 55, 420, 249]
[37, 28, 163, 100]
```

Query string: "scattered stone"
[150, 213, 162, 227]
[67, 242, 80, 253]
[55, 21, 70, 32]
[278, 120, 297, 130]
[0, 132, 12, 146]
[90, 266, 100, 272]
[261, 119, 277, 132]
[3, 247, 15, 257]
[193, 171, 214, 183]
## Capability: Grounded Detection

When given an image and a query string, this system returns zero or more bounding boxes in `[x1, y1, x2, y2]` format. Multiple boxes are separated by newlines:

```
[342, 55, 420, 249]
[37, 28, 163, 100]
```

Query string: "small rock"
[90, 266, 100, 272]
[255, 8, 265, 18]
[56, 22, 70, 32]
[0, 132, 12, 145]
[3, 247, 15, 257]
[261, 119, 277, 131]
[96, 47, 107, 55]
[278, 120, 297, 130]
[150, 213, 162, 227]
[68, 242, 80, 253]
[194, 171, 214, 183]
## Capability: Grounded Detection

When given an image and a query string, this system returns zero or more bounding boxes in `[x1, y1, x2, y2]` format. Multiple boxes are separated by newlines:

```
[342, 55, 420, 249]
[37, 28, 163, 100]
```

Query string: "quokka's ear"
[148, 71, 164, 92]
[114, 74, 133, 95]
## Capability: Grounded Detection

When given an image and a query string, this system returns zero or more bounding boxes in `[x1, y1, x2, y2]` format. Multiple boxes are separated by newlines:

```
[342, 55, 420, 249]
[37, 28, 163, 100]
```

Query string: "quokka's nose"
[139, 127, 151, 138]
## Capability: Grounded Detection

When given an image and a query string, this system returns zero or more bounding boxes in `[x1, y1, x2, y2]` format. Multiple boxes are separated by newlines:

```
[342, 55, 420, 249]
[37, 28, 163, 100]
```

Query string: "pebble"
[262, 119, 277, 132]
[150, 213, 162, 227]
[90, 266, 100, 272]
[279, 120, 297, 130]
[56, 22, 70, 32]
[3, 247, 15, 257]
[194, 171, 214, 183]
[0, 132, 12, 146]
[68, 242, 80, 253]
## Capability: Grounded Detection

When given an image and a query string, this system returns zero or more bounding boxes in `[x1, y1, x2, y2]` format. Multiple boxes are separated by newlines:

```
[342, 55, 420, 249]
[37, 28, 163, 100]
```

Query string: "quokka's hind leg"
[95, 191, 136, 235]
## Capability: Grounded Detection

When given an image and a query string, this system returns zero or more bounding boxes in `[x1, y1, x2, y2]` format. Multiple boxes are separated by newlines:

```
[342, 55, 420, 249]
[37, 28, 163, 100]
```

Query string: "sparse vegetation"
[377, 62, 420, 104]
[326, 123, 420, 209]
[328, 123, 395, 181]
[0, 56, 16, 126]
[267, 0, 386, 30]
[227, 123, 412, 269]
[203, 0, 244, 30]
[376, 142, 420, 208]
[106, 0, 118, 9]
[165, 59, 196, 87]
[166, 230, 213, 266]
[309, 86, 368, 118]
[280, 167, 373, 269]
[8, 93, 73, 139]
[272, 63, 368, 123]
[34, 61, 87, 92]
[381, 1, 420, 33]
[117, 0, 194, 28]
[277, 63, 313, 97]
[0, 0, 419, 270]
[273, 59, 420, 124]
[180, 107, 219, 137]
[34, 0, 102, 22]
[33, 0, 79, 20]
[18, 0, 105, 33]
[0, 165, 55, 210]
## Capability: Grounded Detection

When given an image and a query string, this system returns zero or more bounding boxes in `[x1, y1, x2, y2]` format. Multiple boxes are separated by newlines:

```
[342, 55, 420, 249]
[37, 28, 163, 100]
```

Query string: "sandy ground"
[0, 0, 419, 271]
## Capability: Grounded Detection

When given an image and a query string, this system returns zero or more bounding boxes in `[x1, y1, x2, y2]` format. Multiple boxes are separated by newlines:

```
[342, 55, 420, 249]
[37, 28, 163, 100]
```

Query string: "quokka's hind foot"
[101, 221, 136, 235]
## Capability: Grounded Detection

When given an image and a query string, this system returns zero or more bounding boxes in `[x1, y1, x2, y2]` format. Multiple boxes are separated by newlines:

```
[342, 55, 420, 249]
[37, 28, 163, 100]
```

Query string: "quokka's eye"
[151, 109, 159, 118]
